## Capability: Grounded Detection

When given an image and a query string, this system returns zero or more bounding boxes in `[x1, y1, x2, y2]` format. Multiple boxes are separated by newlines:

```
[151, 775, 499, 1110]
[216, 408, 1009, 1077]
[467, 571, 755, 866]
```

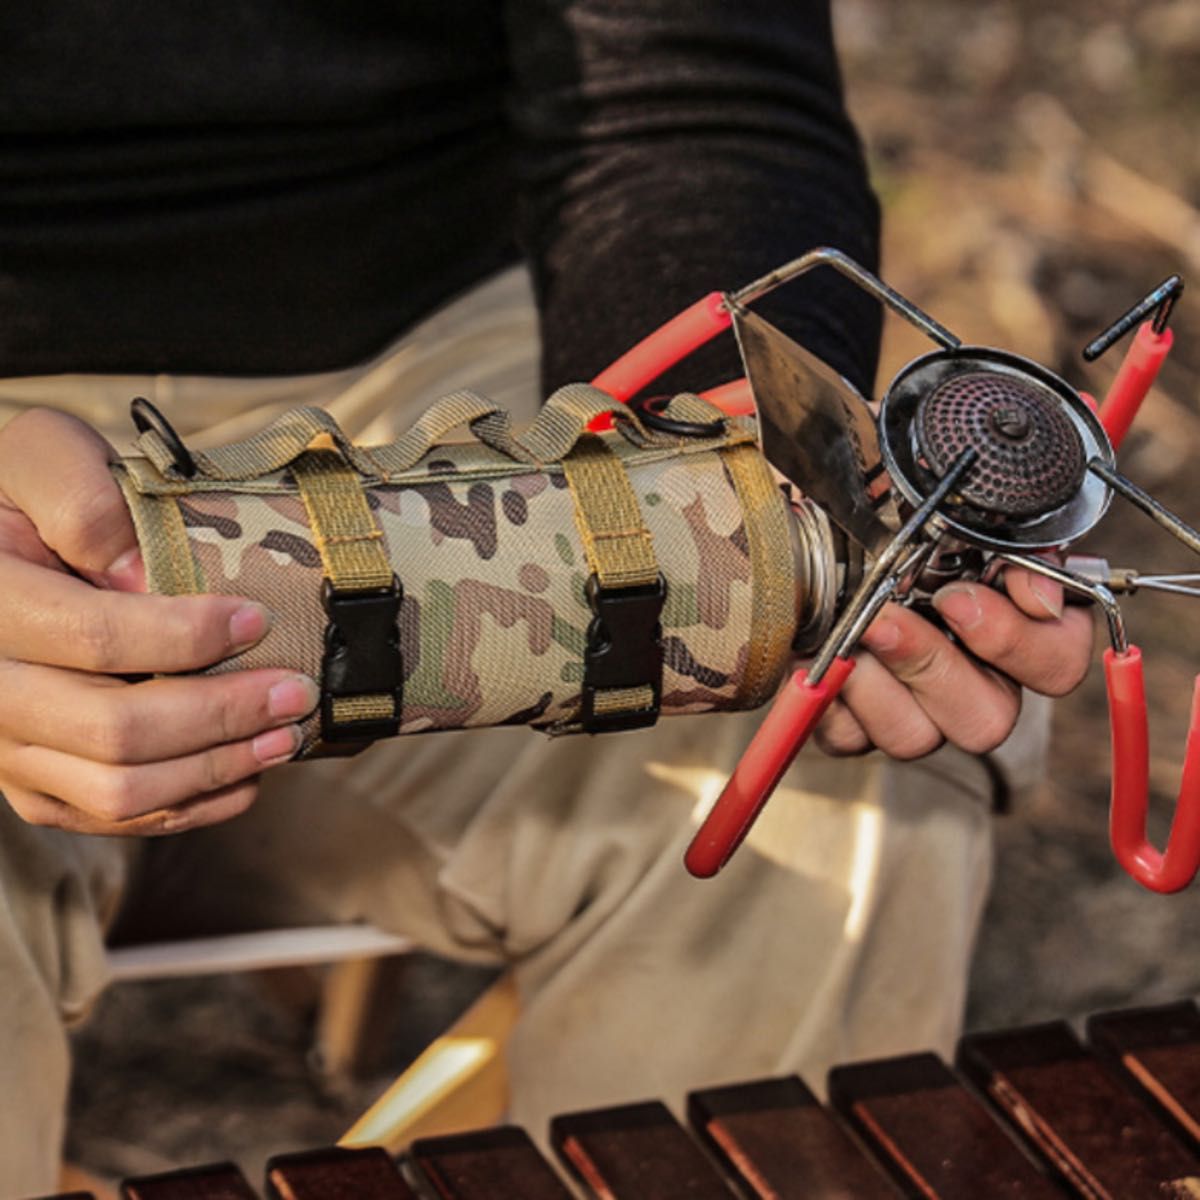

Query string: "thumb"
[0, 407, 145, 590]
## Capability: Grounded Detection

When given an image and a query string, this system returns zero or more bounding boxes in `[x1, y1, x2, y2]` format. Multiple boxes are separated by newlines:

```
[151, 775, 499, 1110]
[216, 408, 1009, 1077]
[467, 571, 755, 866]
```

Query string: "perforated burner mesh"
[915, 371, 1086, 517]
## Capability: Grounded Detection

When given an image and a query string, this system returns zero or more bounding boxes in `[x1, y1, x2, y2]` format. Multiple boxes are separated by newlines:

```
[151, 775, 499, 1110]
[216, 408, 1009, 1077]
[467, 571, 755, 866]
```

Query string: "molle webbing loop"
[562, 435, 666, 733]
[292, 450, 402, 750]
[135, 394, 508, 481]
[133, 385, 731, 482]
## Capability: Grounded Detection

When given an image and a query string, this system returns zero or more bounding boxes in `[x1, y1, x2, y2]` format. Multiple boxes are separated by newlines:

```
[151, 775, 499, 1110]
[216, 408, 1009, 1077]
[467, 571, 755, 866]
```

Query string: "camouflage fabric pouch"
[112, 384, 801, 757]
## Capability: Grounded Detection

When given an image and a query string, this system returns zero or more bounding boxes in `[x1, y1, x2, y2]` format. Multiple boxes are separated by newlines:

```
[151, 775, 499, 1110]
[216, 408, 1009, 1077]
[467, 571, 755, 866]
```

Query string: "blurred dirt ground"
[65, 0, 1200, 1186]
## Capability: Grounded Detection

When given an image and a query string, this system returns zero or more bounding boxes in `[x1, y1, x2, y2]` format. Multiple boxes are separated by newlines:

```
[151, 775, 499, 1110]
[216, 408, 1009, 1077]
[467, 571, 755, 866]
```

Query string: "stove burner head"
[915, 371, 1087, 517]
[879, 347, 1113, 552]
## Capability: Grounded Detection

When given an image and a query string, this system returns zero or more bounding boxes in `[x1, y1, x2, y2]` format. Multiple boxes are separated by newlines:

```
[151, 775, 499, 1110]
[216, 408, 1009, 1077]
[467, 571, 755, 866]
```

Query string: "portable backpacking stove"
[588, 248, 1200, 893]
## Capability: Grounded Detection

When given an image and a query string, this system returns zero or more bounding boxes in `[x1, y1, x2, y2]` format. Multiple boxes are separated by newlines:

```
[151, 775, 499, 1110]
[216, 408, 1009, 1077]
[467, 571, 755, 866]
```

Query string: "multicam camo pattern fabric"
[113, 405, 800, 756]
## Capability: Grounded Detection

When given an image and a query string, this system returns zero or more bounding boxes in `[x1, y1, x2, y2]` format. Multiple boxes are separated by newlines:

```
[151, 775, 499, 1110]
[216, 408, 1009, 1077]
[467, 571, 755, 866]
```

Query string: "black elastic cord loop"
[626, 394, 725, 439]
[130, 396, 198, 478]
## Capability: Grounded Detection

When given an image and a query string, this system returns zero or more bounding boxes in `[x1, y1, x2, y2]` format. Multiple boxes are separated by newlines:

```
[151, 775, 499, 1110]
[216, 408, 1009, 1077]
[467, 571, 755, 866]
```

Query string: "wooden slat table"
[958, 1018, 1200, 1199]
[690, 1074, 895, 1198]
[1086, 999, 1200, 1155]
[829, 1051, 1059, 1198]
[410, 1126, 571, 1198]
[36, 1003, 1200, 1200]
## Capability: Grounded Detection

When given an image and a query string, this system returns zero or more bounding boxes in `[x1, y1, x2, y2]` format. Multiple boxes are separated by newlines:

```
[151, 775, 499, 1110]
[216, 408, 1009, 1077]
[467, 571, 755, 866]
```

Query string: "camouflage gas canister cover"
[112, 385, 800, 756]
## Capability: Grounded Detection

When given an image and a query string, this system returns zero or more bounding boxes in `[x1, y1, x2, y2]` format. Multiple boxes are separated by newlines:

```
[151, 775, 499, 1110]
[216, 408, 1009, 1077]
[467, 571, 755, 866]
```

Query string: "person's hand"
[0, 408, 318, 836]
[813, 566, 1093, 758]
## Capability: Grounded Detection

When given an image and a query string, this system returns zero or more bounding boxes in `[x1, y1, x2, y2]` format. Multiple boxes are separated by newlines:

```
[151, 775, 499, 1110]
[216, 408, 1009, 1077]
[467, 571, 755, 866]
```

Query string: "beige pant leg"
[119, 704, 996, 1142]
[425, 716, 998, 1132]
[0, 803, 130, 1198]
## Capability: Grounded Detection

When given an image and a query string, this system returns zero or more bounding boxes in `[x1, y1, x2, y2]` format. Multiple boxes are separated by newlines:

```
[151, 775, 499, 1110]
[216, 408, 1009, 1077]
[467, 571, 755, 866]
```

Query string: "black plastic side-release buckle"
[320, 576, 403, 747]
[580, 574, 667, 734]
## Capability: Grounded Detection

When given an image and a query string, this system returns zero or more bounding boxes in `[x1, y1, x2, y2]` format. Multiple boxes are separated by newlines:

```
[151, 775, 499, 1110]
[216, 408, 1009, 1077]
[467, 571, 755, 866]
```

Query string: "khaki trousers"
[0, 268, 1032, 1196]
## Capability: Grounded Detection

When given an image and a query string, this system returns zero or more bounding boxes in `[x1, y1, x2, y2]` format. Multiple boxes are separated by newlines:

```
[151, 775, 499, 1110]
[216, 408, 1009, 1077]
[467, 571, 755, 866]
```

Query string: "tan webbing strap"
[138, 406, 361, 481]
[720, 442, 798, 708]
[513, 383, 629, 463]
[562, 436, 660, 591]
[292, 450, 401, 746]
[112, 469, 203, 595]
[513, 384, 731, 464]
[591, 684, 657, 718]
[138, 393, 513, 482]
[658, 392, 733, 428]
[134, 386, 737, 487]
[366, 392, 521, 472]
[330, 694, 397, 724]
[562, 435, 664, 731]
[293, 451, 394, 592]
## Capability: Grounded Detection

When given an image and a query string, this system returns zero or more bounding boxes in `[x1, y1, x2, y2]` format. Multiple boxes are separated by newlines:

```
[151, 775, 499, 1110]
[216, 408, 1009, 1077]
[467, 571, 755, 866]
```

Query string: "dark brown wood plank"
[265, 1146, 416, 1199]
[1086, 1001, 1200, 1154]
[551, 1100, 736, 1199]
[688, 1075, 898, 1199]
[828, 1052, 1061, 1199]
[410, 1125, 572, 1199]
[958, 1020, 1200, 1199]
[121, 1164, 259, 1199]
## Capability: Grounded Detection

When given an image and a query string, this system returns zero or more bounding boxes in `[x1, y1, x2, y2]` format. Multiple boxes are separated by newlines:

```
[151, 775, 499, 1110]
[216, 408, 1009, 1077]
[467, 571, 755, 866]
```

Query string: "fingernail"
[105, 547, 145, 591]
[1029, 574, 1064, 620]
[861, 617, 902, 653]
[159, 809, 195, 835]
[253, 724, 301, 765]
[933, 583, 983, 630]
[230, 603, 272, 651]
[268, 675, 319, 720]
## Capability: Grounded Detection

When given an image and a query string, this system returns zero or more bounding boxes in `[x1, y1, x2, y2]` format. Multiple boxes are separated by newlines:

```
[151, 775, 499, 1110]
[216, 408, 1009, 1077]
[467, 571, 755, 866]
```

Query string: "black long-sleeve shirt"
[0, 0, 881, 395]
